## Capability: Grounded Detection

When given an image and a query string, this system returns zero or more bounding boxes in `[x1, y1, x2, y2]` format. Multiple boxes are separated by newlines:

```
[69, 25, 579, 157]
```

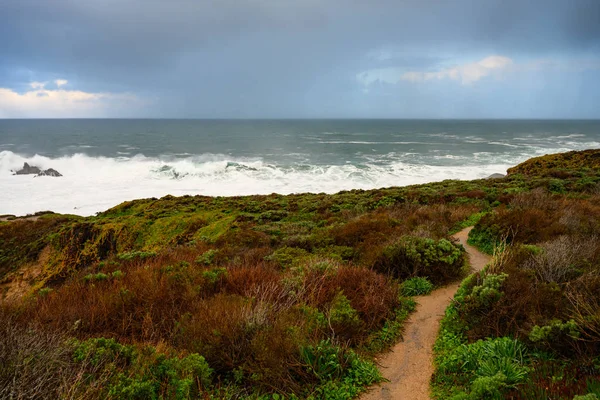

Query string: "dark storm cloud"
[1, 0, 599, 117]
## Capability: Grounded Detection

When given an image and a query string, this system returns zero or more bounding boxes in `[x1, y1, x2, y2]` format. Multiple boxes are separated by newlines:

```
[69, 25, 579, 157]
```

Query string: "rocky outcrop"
[13, 163, 62, 177]
[38, 168, 62, 177]
[14, 163, 41, 175]
[486, 173, 505, 179]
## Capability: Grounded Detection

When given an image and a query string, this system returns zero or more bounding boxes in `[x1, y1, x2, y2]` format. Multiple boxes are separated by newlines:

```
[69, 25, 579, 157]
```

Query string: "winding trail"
[361, 227, 490, 400]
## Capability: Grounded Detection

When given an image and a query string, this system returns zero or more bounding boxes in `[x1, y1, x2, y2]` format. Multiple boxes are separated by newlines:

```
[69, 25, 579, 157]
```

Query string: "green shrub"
[111, 270, 124, 279]
[265, 246, 310, 269]
[435, 337, 529, 399]
[467, 273, 508, 308]
[315, 246, 355, 262]
[432, 272, 523, 400]
[301, 340, 345, 381]
[73, 337, 135, 365]
[373, 236, 465, 284]
[83, 273, 109, 282]
[73, 338, 213, 400]
[573, 395, 599, 400]
[195, 249, 217, 266]
[548, 179, 566, 194]
[38, 287, 54, 297]
[401, 277, 434, 296]
[327, 292, 362, 338]
[468, 223, 501, 255]
[202, 267, 227, 285]
[528, 319, 581, 353]
[117, 251, 157, 261]
[575, 177, 599, 192]
[301, 340, 381, 399]
[468, 373, 506, 399]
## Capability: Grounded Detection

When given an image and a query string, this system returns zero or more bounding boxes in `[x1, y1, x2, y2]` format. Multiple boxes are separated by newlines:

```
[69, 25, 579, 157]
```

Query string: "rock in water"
[486, 173, 506, 179]
[13, 162, 62, 177]
[14, 162, 42, 175]
[38, 168, 63, 177]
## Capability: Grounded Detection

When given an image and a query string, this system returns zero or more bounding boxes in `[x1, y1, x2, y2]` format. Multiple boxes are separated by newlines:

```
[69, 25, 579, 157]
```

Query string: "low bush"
[72, 337, 213, 399]
[195, 249, 217, 265]
[528, 319, 581, 353]
[265, 246, 310, 269]
[117, 250, 158, 261]
[83, 272, 109, 282]
[401, 277, 434, 296]
[373, 236, 466, 284]
[300, 266, 400, 336]
[301, 340, 381, 399]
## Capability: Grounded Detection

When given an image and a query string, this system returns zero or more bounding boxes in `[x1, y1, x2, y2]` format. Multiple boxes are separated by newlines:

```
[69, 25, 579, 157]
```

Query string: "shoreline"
[0, 171, 509, 219]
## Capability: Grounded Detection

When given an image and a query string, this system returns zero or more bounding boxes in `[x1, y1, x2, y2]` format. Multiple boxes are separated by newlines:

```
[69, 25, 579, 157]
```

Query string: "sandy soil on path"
[360, 227, 490, 400]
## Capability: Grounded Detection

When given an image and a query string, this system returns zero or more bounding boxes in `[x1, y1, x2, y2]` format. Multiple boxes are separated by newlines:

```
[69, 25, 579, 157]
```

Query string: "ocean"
[1, 119, 599, 217]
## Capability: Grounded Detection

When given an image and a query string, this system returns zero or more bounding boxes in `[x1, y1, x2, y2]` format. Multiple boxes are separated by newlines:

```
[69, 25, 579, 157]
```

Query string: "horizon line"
[2, 117, 600, 121]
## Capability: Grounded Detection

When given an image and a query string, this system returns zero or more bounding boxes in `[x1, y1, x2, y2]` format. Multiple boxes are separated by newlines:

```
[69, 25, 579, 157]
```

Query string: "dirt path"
[361, 227, 490, 400]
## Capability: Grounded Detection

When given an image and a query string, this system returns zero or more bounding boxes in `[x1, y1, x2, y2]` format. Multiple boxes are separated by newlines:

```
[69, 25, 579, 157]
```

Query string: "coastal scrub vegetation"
[432, 150, 600, 399]
[1, 149, 599, 399]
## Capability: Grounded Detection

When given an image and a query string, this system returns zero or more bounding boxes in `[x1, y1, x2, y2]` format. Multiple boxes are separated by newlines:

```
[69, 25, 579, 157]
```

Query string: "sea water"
[1, 119, 598, 216]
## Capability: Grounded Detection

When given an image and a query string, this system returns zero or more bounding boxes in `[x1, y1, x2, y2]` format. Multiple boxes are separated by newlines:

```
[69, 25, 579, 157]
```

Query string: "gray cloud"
[0, 0, 599, 117]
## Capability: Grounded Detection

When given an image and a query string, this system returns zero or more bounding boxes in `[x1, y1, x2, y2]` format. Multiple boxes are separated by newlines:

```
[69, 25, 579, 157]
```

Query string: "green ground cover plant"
[400, 277, 434, 296]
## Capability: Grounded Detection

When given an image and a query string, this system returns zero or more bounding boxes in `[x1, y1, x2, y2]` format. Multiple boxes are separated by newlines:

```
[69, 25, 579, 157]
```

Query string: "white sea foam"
[317, 141, 439, 145]
[0, 150, 513, 217]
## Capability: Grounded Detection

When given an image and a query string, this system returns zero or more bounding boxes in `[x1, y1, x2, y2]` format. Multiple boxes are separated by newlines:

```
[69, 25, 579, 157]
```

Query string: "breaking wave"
[1, 150, 512, 216]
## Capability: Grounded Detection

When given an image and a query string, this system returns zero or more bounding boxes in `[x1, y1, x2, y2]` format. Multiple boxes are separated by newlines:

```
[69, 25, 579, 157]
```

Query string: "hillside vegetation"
[1, 149, 599, 399]
[432, 150, 600, 399]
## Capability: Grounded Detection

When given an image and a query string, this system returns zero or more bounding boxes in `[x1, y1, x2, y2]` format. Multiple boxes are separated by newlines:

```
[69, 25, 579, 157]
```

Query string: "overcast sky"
[1, 0, 599, 118]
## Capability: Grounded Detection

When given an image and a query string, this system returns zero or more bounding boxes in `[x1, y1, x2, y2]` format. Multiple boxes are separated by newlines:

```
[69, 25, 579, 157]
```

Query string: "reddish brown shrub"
[175, 294, 252, 372]
[299, 265, 399, 341]
[223, 265, 285, 303]
[174, 294, 308, 392]
[332, 267, 399, 332]
[31, 260, 203, 341]
[458, 190, 487, 199]
[332, 214, 395, 247]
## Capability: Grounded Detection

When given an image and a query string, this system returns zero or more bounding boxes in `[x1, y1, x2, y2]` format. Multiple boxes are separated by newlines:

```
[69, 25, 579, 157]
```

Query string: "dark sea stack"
[14, 162, 42, 175]
[38, 168, 63, 177]
[13, 163, 62, 177]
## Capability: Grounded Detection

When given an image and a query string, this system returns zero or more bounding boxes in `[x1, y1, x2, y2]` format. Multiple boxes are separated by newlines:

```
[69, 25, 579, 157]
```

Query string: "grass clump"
[401, 277, 434, 296]
[301, 340, 382, 399]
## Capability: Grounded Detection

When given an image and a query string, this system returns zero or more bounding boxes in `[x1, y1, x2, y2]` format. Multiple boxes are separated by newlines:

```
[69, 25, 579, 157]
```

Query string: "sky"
[0, 0, 599, 119]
